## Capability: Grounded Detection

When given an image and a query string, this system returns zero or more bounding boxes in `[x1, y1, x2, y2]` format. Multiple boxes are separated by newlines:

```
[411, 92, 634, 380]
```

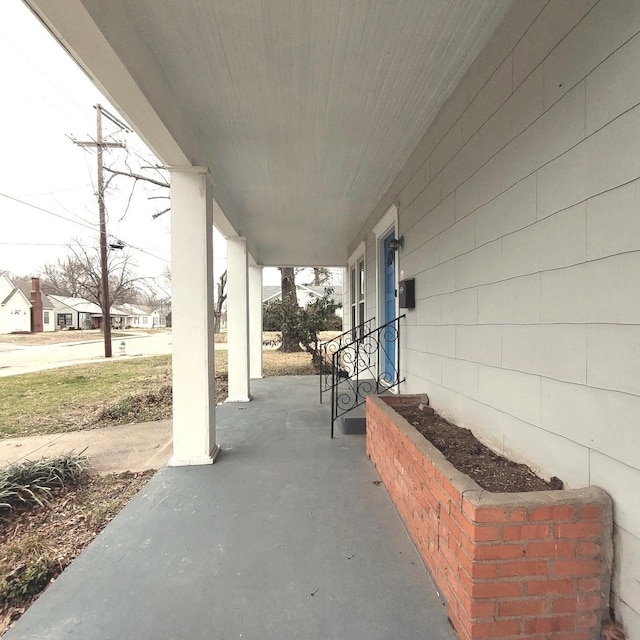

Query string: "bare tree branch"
[42, 239, 144, 307]
[102, 166, 169, 189]
[120, 177, 138, 222]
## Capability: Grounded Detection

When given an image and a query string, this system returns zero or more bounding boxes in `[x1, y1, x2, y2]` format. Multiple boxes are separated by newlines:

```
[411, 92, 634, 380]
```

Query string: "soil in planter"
[384, 399, 563, 493]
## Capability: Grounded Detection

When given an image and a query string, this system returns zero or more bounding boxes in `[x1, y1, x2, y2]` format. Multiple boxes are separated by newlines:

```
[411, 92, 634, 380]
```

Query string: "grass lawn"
[261, 349, 314, 376]
[0, 356, 172, 438]
[0, 349, 316, 439]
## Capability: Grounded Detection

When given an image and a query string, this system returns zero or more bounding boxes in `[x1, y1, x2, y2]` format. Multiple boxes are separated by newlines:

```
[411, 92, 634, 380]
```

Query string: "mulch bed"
[0, 471, 154, 636]
[384, 398, 563, 493]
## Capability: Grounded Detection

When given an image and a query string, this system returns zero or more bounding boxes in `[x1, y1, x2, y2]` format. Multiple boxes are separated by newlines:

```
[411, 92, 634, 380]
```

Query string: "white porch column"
[249, 265, 263, 379]
[226, 237, 251, 401]
[168, 167, 218, 466]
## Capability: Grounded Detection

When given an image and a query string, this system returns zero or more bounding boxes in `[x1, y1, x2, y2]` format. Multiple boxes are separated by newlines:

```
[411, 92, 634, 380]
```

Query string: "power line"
[18, 185, 93, 197]
[0, 192, 98, 232]
[0, 242, 93, 247]
[124, 242, 170, 264]
[0, 192, 170, 264]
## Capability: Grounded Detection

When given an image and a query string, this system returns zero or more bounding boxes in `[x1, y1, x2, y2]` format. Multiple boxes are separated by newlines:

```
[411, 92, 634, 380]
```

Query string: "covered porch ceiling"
[26, 0, 511, 266]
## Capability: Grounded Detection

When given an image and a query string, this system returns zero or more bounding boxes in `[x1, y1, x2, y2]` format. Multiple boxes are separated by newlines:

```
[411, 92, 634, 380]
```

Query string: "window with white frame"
[358, 258, 365, 329]
[349, 249, 365, 339]
[350, 265, 357, 333]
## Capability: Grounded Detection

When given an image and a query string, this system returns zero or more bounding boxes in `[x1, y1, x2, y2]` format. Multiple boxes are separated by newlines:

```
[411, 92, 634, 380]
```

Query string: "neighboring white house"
[16, 278, 55, 333]
[42, 300, 55, 332]
[147, 307, 168, 328]
[0, 272, 31, 334]
[39, 295, 55, 333]
[49, 295, 102, 330]
[262, 285, 343, 318]
[0, 273, 56, 334]
[50, 296, 162, 330]
[23, 1, 640, 633]
[118, 303, 149, 328]
[118, 303, 162, 328]
[119, 303, 169, 328]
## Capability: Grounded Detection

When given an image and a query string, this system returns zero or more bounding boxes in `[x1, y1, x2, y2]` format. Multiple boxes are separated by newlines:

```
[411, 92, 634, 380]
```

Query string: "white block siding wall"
[351, 0, 640, 633]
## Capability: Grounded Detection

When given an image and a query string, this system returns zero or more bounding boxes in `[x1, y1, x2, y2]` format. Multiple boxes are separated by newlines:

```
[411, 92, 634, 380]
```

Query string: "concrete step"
[338, 404, 366, 435]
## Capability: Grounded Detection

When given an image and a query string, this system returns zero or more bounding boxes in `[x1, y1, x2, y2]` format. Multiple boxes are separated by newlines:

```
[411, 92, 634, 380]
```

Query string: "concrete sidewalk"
[0, 419, 172, 473]
[4, 376, 456, 640]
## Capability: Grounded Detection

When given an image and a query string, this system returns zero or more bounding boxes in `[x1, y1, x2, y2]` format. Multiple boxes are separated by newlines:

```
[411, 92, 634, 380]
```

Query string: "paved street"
[0, 331, 173, 377]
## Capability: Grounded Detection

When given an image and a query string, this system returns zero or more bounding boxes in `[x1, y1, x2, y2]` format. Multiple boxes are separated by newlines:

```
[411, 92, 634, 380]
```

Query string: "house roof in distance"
[118, 303, 149, 317]
[262, 286, 281, 303]
[262, 284, 342, 304]
[49, 295, 102, 314]
[0, 273, 32, 308]
[15, 281, 55, 309]
[1, 288, 25, 306]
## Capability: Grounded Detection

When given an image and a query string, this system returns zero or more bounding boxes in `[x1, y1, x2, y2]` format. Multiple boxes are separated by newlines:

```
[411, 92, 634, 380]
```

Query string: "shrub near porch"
[366, 395, 613, 640]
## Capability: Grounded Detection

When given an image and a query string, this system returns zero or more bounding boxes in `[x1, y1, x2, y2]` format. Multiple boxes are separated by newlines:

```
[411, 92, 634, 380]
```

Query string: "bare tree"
[102, 148, 170, 221]
[214, 269, 227, 334]
[42, 240, 143, 307]
[294, 267, 333, 287]
[42, 256, 89, 298]
[309, 267, 331, 286]
[136, 287, 160, 309]
[279, 266, 301, 352]
[101, 144, 229, 336]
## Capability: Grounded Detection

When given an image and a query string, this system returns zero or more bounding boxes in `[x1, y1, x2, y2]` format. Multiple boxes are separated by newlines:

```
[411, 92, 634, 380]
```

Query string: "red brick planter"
[366, 395, 613, 640]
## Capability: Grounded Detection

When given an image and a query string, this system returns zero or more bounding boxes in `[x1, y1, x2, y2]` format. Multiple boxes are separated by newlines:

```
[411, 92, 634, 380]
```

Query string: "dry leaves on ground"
[0, 470, 154, 636]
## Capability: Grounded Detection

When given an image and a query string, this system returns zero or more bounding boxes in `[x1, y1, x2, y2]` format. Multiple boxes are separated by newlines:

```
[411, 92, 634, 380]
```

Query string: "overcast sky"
[0, 1, 236, 289]
[0, 2, 338, 291]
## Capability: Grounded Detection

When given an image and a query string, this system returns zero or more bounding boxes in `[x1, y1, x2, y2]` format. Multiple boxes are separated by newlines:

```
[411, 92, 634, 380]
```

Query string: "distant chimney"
[31, 277, 44, 333]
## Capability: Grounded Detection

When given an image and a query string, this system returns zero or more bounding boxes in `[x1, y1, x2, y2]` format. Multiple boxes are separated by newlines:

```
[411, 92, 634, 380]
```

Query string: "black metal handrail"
[330, 315, 405, 437]
[318, 317, 375, 403]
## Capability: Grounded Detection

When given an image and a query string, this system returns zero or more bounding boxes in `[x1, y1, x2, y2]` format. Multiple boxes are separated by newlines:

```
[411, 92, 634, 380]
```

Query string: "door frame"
[373, 203, 400, 389]
[373, 203, 399, 329]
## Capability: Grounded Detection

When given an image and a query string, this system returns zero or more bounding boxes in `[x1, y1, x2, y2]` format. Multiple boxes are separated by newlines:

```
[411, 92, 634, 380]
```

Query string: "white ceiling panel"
[32, 0, 512, 265]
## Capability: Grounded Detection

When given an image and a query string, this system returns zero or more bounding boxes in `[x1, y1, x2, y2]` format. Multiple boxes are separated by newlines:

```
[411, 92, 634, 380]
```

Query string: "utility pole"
[74, 104, 127, 358]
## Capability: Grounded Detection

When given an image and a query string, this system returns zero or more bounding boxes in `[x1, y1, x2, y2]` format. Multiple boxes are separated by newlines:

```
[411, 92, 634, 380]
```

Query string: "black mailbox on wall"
[398, 278, 415, 309]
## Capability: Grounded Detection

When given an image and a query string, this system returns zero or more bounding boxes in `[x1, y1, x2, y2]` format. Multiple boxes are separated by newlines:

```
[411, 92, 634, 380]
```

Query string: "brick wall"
[366, 396, 613, 640]
[30, 277, 43, 333]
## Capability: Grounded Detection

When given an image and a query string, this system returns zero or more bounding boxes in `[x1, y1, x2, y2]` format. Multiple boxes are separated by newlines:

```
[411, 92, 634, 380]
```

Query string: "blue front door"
[381, 230, 397, 384]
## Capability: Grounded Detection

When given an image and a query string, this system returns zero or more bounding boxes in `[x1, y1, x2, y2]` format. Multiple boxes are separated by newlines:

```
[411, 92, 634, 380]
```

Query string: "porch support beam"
[167, 167, 219, 466]
[226, 238, 251, 402]
[249, 266, 263, 379]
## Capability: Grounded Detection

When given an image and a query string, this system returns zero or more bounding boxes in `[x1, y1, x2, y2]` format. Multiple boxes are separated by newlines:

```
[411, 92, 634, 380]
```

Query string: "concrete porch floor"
[5, 376, 456, 640]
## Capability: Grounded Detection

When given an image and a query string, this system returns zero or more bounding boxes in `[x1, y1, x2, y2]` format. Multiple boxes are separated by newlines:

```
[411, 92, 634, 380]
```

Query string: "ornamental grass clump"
[1, 542, 59, 604]
[0, 453, 90, 511]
